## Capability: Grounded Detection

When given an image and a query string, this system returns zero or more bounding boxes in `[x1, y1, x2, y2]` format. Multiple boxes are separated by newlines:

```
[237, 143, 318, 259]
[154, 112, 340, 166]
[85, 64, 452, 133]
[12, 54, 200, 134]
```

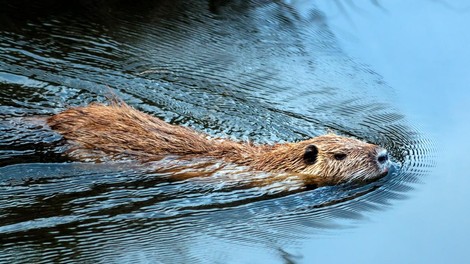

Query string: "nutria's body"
[47, 103, 391, 187]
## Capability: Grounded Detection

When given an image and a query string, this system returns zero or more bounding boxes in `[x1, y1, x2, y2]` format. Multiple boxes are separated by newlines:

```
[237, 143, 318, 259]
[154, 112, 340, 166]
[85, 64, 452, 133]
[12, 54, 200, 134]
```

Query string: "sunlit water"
[1, 0, 459, 263]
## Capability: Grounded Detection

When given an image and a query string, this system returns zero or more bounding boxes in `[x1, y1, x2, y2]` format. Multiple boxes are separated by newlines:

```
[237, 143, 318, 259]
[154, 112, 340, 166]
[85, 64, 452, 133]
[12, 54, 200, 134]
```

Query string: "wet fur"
[48, 102, 386, 187]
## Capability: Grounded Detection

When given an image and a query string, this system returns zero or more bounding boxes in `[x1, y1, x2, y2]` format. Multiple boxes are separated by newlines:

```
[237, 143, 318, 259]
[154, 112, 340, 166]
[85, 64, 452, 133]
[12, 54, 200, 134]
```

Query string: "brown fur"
[47, 102, 390, 187]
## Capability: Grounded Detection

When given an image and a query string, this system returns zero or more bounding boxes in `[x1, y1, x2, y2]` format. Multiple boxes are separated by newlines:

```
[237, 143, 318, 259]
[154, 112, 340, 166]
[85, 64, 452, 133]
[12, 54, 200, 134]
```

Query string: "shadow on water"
[0, 0, 434, 263]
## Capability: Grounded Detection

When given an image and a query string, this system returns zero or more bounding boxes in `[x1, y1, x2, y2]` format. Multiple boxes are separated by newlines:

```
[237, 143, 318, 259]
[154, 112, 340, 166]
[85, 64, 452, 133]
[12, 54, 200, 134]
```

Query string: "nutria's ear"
[303, 144, 318, 165]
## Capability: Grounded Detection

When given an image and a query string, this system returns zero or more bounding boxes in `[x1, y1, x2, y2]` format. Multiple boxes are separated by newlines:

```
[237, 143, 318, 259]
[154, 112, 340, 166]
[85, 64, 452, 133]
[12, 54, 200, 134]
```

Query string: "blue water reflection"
[0, 0, 468, 263]
[300, 1, 470, 263]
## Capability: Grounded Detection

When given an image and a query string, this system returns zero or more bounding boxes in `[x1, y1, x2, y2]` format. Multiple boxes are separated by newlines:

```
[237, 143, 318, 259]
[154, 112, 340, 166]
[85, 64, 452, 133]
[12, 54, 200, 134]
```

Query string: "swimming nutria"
[47, 102, 391, 187]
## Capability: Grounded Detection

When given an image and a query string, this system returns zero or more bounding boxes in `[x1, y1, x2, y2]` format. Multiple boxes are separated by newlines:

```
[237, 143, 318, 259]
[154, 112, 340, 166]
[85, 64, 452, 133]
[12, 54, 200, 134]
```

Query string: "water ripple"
[0, 0, 434, 263]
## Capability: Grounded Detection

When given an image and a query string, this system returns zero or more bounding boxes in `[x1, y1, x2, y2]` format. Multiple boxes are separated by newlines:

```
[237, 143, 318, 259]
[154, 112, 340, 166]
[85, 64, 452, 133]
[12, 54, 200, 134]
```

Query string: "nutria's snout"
[376, 148, 391, 176]
[377, 149, 389, 164]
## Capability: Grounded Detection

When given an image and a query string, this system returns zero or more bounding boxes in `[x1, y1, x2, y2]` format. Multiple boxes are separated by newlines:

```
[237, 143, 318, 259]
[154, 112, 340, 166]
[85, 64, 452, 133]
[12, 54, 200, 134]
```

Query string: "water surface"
[0, 0, 456, 263]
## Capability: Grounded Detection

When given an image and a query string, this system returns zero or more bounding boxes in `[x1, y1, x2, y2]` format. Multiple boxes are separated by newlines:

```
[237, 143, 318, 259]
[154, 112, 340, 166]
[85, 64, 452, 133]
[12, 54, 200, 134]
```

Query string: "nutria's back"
[48, 103, 391, 187]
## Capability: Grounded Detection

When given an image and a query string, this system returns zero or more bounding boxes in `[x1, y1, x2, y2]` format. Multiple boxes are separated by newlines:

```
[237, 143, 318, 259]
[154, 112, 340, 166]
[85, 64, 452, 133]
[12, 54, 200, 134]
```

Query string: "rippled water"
[0, 1, 435, 263]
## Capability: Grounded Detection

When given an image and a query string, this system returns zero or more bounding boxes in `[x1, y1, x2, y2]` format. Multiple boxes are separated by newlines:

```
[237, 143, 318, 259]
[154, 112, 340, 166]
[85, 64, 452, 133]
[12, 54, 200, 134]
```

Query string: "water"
[0, 0, 466, 263]
[300, 1, 470, 263]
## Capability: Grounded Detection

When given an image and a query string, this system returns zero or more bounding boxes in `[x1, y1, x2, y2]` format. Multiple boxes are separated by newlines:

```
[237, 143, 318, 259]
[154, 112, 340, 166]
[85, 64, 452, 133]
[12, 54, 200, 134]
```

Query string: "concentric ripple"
[0, 0, 434, 263]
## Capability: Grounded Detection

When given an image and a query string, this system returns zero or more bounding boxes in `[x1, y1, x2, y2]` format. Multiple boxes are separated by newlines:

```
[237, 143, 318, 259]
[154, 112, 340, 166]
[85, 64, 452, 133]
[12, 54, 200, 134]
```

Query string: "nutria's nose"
[377, 150, 389, 164]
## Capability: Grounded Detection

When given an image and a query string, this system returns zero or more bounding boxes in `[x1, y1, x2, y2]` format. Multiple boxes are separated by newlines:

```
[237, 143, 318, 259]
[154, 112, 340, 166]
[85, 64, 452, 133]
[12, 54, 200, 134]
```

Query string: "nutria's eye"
[303, 144, 318, 165]
[334, 153, 347, 161]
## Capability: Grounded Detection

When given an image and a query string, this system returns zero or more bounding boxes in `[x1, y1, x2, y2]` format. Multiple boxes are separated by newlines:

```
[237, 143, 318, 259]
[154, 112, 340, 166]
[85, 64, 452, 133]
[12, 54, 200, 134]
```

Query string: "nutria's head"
[258, 134, 391, 185]
[297, 134, 391, 183]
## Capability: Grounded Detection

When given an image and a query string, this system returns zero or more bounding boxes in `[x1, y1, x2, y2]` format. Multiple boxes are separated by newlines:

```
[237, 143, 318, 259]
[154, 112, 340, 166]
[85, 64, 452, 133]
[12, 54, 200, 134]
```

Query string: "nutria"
[47, 102, 391, 187]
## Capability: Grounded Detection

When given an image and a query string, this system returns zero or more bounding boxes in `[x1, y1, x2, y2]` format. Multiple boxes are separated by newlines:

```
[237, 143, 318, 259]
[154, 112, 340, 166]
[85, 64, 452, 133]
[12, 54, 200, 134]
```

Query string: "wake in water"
[0, 0, 434, 263]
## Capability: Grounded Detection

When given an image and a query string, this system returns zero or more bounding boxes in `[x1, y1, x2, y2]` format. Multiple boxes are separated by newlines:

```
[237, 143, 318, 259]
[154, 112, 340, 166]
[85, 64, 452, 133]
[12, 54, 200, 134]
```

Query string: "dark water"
[1, 0, 464, 263]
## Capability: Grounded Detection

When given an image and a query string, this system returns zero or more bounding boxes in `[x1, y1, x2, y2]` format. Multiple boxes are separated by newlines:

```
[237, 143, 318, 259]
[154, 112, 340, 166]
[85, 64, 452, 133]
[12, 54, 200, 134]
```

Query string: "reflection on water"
[0, 0, 433, 263]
